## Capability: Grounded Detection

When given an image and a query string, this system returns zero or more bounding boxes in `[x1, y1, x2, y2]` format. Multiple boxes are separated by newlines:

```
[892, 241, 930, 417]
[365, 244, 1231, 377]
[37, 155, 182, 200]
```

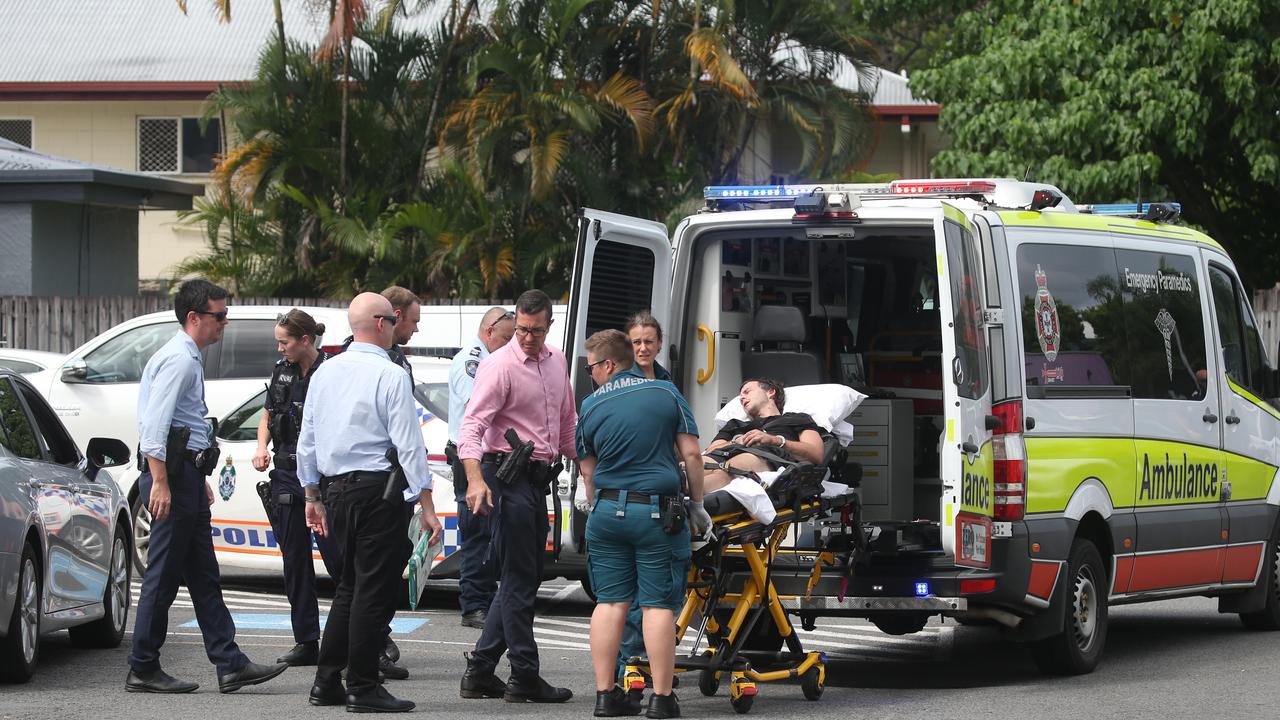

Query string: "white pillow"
[714, 384, 867, 446]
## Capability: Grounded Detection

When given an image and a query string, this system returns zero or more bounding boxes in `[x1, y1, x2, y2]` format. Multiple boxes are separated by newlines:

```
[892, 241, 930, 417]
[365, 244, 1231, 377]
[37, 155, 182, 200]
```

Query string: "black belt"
[597, 489, 672, 505]
[322, 470, 390, 488]
[481, 452, 553, 476]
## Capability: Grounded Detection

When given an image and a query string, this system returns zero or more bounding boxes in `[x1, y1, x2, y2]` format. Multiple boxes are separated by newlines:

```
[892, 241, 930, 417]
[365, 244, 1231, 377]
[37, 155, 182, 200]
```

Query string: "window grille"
[0, 119, 33, 148]
[138, 118, 179, 173]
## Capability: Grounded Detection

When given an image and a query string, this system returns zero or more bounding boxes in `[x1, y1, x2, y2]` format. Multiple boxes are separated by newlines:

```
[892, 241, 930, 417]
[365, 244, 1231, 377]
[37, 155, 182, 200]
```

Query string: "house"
[0, 2, 942, 289]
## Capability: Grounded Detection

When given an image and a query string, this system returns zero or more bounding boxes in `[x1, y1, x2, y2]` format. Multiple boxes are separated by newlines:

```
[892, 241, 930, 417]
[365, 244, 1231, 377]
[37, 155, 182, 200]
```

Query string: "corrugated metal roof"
[0, 138, 98, 171]
[0, 138, 203, 207]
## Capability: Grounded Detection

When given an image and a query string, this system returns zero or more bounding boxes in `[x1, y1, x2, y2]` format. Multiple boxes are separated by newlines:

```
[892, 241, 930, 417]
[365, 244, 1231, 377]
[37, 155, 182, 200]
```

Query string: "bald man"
[297, 293, 443, 713]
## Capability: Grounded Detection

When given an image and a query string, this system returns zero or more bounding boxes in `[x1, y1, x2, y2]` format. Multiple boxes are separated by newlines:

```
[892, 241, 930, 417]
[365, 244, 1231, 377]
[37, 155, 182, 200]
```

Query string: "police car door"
[565, 209, 673, 552]
[935, 204, 996, 568]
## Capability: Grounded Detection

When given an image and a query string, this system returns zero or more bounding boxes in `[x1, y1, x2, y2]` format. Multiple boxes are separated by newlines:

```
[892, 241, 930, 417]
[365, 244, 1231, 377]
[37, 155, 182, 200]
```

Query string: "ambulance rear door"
[934, 203, 997, 568]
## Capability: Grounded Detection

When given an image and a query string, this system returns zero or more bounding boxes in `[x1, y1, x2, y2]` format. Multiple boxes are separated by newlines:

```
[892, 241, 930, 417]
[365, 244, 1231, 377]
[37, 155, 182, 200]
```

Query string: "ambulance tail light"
[321, 344, 344, 356]
[991, 399, 1026, 522]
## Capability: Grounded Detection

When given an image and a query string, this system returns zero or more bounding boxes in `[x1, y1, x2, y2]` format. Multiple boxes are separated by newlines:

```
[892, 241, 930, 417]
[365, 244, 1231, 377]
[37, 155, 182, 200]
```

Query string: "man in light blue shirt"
[446, 307, 514, 628]
[127, 279, 289, 695]
[297, 292, 443, 713]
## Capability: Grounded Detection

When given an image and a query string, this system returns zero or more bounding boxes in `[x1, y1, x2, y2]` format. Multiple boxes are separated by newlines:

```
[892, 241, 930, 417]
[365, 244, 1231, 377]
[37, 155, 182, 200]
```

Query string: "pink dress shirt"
[457, 337, 578, 462]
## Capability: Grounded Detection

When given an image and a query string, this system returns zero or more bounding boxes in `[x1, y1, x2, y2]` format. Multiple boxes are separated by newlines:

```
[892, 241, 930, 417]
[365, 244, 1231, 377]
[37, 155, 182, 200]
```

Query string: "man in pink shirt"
[457, 289, 577, 704]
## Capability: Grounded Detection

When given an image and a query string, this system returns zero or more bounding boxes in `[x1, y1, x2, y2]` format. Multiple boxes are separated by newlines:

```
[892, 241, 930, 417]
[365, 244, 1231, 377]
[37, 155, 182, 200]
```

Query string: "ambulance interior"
[681, 228, 947, 549]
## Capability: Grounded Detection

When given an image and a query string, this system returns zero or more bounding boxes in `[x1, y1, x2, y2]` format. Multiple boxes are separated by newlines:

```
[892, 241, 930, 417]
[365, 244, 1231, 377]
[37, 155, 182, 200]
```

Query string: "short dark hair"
[174, 279, 229, 325]
[276, 308, 326, 342]
[381, 286, 420, 313]
[625, 311, 663, 342]
[585, 329, 634, 369]
[515, 289, 553, 324]
[744, 377, 786, 412]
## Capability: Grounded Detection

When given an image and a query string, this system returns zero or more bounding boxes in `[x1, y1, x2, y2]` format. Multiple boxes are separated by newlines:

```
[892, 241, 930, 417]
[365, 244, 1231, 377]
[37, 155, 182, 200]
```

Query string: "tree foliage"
[910, 0, 1280, 288]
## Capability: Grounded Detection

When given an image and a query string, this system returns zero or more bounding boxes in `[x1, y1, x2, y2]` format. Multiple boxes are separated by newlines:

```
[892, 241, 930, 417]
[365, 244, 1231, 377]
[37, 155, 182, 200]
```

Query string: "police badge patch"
[218, 457, 236, 501]
[465, 359, 480, 377]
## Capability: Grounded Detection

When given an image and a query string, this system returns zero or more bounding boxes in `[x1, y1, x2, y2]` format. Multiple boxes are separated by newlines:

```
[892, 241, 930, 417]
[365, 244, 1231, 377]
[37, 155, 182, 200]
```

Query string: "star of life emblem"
[1154, 308, 1176, 380]
[1034, 265, 1060, 362]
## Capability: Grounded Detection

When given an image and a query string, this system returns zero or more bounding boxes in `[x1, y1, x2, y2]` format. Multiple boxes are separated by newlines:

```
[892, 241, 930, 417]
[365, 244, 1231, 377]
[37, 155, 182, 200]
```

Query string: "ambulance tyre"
[1031, 538, 1107, 676]
[1239, 525, 1280, 631]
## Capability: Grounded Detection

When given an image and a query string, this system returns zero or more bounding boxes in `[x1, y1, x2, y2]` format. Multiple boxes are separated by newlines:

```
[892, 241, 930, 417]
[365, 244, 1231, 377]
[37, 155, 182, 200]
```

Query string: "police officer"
[447, 307, 515, 628]
[458, 289, 576, 703]
[297, 292, 443, 713]
[575, 329, 710, 718]
[127, 279, 289, 694]
[336, 285, 421, 678]
[251, 309, 341, 666]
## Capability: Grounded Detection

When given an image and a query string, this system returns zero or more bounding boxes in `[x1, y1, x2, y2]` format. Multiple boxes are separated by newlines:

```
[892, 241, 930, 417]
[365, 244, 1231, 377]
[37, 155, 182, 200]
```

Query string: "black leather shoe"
[384, 636, 401, 663]
[217, 661, 289, 693]
[309, 681, 347, 706]
[278, 641, 319, 666]
[504, 674, 573, 703]
[595, 686, 643, 717]
[646, 692, 680, 719]
[379, 654, 409, 680]
[460, 609, 487, 629]
[125, 668, 199, 694]
[346, 685, 415, 713]
[460, 653, 505, 699]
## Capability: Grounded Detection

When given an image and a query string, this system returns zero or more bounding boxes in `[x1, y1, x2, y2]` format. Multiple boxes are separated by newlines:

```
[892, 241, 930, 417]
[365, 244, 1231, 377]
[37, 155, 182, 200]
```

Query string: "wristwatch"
[775, 435, 786, 449]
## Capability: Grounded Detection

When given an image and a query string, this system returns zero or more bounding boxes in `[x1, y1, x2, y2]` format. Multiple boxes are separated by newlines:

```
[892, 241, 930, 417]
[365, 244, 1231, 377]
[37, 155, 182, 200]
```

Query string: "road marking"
[179, 613, 428, 634]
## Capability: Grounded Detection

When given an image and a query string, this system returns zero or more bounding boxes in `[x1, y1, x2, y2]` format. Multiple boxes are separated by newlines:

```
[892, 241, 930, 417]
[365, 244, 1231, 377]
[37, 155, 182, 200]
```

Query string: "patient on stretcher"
[703, 378, 826, 493]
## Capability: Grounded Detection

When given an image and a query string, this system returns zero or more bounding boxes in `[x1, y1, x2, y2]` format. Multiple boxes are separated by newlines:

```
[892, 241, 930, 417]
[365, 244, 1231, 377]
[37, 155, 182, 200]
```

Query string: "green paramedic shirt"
[575, 365, 698, 496]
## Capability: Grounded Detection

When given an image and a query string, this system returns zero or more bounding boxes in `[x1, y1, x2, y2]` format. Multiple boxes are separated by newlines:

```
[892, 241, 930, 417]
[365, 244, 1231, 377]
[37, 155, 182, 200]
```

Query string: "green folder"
[406, 519, 444, 610]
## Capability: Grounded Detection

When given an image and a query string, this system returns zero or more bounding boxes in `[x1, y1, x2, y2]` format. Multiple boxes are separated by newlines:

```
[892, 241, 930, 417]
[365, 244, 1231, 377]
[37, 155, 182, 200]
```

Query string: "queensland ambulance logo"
[1034, 264, 1060, 362]
[1154, 308, 1176, 380]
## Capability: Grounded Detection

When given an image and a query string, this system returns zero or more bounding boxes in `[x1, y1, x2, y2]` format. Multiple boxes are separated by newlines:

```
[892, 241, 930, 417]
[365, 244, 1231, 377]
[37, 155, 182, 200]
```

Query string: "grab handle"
[696, 324, 715, 385]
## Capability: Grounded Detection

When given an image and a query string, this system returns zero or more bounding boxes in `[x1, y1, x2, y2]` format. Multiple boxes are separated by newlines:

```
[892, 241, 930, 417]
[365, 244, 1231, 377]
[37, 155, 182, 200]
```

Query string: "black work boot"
[595, 686, 643, 717]
[504, 674, 573, 703]
[460, 652, 506, 699]
[646, 692, 681, 719]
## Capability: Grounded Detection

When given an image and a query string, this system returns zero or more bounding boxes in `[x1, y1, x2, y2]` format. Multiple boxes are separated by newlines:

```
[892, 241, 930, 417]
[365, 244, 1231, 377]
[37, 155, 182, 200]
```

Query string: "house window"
[0, 118, 33, 148]
[137, 117, 222, 173]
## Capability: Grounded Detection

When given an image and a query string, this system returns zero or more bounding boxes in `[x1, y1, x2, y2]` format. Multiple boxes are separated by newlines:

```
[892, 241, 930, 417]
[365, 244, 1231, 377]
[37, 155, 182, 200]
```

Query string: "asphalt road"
[4, 573, 1279, 720]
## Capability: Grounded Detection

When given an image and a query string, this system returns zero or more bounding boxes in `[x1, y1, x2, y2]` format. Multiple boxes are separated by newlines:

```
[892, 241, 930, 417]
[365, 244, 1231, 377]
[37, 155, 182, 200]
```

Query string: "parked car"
[0, 369, 133, 683]
[23, 306, 354, 457]
[0, 349, 66, 375]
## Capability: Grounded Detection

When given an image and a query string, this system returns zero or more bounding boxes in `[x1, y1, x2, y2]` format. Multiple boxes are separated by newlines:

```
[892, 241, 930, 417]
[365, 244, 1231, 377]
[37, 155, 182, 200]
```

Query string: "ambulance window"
[1116, 250, 1207, 401]
[585, 239, 656, 335]
[1210, 265, 1275, 402]
[1016, 243, 1128, 392]
[943, 221, 988, 399]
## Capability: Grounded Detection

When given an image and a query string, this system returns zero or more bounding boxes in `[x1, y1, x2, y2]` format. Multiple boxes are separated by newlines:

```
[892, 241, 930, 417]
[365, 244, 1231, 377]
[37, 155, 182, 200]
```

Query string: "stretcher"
[624, 435, 865, 714]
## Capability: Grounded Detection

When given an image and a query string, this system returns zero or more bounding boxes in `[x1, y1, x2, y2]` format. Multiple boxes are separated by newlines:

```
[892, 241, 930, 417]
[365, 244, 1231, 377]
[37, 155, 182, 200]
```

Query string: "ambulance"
[563, 179, 1280, 674]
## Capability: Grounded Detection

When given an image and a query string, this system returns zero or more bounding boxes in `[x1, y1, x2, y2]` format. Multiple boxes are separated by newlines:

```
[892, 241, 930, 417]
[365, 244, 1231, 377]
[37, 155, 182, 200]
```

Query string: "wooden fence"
[1250, 285, 1280, 359]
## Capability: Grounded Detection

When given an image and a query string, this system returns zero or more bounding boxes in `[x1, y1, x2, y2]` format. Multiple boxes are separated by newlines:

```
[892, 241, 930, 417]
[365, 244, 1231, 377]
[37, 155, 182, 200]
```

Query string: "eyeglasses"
[514, 325, 548, 337]
[195, 310, 229, 322]
[488, 311, 516, 330]
[374, 313, 398, 326]
[585, 358, 609, 373]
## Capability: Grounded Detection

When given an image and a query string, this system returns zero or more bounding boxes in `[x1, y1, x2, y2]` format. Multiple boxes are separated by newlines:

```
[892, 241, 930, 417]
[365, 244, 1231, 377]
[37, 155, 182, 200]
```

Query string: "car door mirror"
[85, 437, 131, 479]
[60, 358, 88, 384]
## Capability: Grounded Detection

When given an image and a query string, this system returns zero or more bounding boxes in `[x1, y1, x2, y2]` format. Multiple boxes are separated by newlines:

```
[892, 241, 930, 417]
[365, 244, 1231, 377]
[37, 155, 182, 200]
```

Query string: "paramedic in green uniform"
[576, 330, 711, 719]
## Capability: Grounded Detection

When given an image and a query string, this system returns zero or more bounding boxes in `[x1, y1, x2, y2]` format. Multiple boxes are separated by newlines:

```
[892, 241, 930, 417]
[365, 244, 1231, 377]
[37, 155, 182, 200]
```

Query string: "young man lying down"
[702, 378, 826, 493]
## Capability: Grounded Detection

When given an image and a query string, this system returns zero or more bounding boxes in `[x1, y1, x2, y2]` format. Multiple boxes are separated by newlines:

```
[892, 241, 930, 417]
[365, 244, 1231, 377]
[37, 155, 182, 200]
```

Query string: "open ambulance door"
[934, 203, 996, 569]
[564, 209, 673, 553]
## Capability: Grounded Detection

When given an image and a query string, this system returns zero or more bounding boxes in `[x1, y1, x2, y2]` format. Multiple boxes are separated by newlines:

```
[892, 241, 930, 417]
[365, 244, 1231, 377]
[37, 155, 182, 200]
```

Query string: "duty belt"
[481, 451, 553, 477]
[322, 470, 391, 492]
[597, 488, 673, 505]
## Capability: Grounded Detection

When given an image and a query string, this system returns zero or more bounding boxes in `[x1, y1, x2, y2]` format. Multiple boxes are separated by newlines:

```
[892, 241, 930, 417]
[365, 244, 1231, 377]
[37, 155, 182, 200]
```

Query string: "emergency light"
[1079, 202, 1182, 221]
[914, 582, 931, 597]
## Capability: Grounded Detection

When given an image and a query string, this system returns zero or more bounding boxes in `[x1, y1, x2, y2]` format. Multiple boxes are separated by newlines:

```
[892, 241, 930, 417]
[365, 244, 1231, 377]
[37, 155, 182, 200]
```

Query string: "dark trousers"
[452, 459, 498, 615]
[129, 460, 247, 676]
[315, 479, 412, 695]
[270, 469, 342, 644]
[471, 462, 547, 679]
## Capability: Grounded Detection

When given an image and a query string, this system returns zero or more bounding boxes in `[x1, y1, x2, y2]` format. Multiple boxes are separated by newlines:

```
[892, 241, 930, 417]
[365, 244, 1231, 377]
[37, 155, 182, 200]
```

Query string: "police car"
[564, 179, 1280, 674]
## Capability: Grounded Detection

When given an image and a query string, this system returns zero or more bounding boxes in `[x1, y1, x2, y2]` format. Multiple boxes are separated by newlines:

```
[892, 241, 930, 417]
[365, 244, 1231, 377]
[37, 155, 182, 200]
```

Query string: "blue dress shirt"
[137, 331, 211, 460]
[447, 335, 489, 444]
[296, 342, 433, 500]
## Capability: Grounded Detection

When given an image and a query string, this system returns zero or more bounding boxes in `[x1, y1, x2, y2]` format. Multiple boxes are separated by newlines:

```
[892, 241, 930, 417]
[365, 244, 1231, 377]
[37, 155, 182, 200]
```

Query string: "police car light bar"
[703, 183, 893, 206]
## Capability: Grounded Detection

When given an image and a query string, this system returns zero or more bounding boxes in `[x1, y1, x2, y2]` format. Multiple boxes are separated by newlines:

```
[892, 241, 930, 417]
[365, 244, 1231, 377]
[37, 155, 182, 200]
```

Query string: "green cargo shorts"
[585, 494, 691, 611]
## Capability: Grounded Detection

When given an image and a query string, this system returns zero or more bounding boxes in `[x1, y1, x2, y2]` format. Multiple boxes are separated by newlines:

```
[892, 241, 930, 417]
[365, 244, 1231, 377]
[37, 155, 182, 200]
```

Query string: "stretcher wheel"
[699, 666, 721, 696]
[801, 667, 824, 700]
[731, 694, 754, 714]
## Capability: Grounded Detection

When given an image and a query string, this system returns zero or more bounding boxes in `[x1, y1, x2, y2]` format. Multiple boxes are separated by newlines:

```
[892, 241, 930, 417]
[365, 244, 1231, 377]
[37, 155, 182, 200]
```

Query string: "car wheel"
[1240, 523, 1280, 631]
[130, 493, 151, 576]
[0, 542, 41, 683]
[69, 527, 131, 648]
[1031, 538, 1107, 675]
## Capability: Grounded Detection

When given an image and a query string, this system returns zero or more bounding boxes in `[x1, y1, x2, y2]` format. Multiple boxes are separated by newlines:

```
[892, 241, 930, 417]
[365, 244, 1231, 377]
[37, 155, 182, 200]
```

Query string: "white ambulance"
[564, 179, 1280, 674]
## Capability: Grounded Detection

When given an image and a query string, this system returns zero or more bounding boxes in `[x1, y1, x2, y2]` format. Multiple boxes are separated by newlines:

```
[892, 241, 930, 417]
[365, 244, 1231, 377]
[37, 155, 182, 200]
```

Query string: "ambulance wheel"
[1240, 525, 1280, 631]
[730, 693, 754, 714]
[1031, 538, 1107, 675]
[800, 667, 824, 700]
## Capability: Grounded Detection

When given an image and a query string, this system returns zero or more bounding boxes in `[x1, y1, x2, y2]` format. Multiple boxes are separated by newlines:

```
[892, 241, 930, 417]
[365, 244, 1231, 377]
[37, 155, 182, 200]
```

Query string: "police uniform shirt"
[137, 331, 211, 459]
[263, 352, 326, 451]
[340, 334, 415, 385]
[575, 365, 698, 496]
[447, 335, 488, 444]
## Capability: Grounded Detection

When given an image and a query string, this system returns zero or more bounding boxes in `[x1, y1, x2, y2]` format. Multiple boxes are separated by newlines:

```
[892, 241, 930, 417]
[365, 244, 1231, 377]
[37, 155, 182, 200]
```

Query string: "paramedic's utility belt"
[482, 428, 562, 493]
[597, 488, 688, 536]
[136, 425, 221, 477]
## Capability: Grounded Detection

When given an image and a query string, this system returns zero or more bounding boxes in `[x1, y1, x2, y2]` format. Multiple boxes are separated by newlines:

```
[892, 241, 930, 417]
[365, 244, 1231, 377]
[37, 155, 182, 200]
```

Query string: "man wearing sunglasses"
[447, 307, 516, 629]
[128, 279, 289, 695]
[458, 290, 576, 703]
